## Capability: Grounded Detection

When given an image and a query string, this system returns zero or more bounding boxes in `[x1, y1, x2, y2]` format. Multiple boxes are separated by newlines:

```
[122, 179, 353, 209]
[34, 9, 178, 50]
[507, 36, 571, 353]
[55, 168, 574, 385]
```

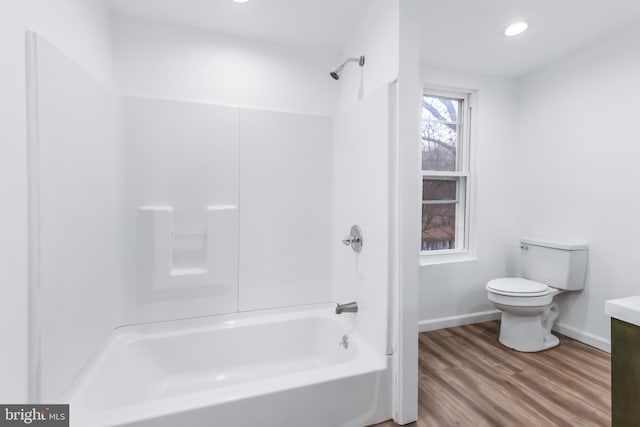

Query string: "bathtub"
[61, 304, 392, 427]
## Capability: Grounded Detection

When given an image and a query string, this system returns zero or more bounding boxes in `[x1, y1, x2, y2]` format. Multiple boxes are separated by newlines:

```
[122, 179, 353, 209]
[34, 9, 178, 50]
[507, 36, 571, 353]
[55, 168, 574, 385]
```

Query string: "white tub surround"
[27, 8, 399, 424]
[122, 96, 334, 324]
[62, 304, 391, 427]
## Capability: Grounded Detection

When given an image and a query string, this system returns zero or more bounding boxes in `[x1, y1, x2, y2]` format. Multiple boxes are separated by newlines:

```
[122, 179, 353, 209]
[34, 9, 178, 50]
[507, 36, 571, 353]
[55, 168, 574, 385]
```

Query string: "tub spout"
[336, 302, 358, 314]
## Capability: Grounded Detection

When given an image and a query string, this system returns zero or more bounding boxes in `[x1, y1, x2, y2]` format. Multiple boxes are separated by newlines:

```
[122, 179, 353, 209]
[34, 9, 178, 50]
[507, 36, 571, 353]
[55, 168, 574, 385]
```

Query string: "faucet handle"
[341, 225, 363, 252]
[342, 235, 356, 246]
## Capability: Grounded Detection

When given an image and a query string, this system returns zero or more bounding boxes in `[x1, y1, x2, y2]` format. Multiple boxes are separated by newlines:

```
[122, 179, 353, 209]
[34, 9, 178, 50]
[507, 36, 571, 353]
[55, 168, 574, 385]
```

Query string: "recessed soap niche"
[172, 227, 207, 276]
[138, 205, 238, 290]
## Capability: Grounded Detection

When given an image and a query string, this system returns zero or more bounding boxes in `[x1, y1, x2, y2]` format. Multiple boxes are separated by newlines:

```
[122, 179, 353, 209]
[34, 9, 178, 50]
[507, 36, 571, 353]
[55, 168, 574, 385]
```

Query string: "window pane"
[422, 126, 458, 172]
[422, 203, 456, 251]
[422, 102, 460, 171]
[423, 179, 457, 201]
[422, 96, 459, 123]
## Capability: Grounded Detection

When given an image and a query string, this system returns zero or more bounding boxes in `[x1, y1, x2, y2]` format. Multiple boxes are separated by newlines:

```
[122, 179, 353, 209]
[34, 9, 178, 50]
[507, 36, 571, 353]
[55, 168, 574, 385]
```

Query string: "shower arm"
[342, 57, 363, 67]
[329, 55, 365, 80]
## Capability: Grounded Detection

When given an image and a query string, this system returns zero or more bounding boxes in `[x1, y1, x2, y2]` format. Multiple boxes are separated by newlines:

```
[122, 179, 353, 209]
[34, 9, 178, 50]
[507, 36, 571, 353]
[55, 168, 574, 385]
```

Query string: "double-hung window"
[421, 89, 472, 255]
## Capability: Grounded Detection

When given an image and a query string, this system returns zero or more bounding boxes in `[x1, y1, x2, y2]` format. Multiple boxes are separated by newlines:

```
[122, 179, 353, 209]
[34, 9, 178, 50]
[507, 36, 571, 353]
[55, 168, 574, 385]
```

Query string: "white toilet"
[486, 237, 588, 352]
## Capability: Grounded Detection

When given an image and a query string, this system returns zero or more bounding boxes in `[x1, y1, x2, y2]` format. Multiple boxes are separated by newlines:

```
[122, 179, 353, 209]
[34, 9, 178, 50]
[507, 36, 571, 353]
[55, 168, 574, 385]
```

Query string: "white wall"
[418, 65, 519, 329]
[0, 0, 113, 403]
[337, 0, 399, 112]
[396, 1, 421, 422]
[419, 22, 640, 350]
[516, 22, 640, 348]
[111, 14, 340, 116]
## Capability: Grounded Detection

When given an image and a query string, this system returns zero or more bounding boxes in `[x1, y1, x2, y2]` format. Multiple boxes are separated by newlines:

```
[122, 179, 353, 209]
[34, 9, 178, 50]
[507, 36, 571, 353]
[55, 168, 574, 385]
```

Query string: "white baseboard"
[553, 322, 611, 353]
[418, 310, 501, 332]
[418, 311, 612, 353]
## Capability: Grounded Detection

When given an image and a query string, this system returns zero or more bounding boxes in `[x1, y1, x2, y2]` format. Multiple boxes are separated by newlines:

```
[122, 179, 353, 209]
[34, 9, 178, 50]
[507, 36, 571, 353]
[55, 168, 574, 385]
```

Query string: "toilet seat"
[486, 278, 549, 297]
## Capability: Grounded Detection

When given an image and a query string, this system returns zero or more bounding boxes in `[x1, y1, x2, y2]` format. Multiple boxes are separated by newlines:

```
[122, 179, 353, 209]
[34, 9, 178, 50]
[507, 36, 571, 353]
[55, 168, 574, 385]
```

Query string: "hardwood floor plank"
[369, 321, 611, 427]
[511, 370, 610, 426]
[421, 328, 520, 384]
[420, 367, 497, 427]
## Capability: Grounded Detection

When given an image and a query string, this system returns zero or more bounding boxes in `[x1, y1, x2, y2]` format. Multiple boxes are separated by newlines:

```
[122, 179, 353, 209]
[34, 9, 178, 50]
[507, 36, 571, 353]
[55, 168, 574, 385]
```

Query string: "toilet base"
[498, 311, 560, 352]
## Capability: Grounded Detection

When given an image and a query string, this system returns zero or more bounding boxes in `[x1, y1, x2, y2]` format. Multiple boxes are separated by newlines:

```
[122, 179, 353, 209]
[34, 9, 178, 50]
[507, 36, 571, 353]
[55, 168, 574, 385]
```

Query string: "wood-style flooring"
[371, 321, 611, 427]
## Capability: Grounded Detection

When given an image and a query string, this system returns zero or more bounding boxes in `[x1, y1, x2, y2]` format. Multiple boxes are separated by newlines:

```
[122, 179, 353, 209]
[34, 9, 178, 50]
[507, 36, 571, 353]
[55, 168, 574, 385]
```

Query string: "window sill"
[420, 251, 478, 267]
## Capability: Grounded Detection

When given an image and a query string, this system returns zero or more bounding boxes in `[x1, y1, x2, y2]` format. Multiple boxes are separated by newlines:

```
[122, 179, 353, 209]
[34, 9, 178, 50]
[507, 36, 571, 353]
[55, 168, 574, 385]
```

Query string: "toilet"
[486, 237, 588, 352]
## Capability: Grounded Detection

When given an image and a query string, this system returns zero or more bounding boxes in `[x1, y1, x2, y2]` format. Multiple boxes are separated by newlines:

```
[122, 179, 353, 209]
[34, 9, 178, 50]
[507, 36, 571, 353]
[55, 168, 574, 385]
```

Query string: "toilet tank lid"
[520, 237, 588, 251]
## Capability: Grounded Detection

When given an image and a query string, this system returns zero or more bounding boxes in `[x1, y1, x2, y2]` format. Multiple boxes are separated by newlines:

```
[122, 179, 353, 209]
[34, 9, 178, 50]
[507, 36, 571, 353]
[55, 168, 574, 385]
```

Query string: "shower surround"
[27, 15, 396, 425]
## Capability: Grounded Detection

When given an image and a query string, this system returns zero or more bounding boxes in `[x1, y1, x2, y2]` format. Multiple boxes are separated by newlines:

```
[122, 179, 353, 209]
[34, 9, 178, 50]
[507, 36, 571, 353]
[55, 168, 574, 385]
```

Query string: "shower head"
[329, 68, 342, 80]
[329, 55, 365, 80]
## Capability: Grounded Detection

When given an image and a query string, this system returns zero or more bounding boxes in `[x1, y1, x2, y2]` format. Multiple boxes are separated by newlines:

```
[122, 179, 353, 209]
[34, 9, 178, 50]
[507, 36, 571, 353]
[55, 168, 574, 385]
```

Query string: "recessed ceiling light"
[233, 0, 249, 3]
[504, 21, 529, 37]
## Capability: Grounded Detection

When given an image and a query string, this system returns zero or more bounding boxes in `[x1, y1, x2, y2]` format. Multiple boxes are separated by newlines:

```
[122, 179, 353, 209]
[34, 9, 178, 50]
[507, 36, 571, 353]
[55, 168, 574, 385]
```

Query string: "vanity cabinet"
[606, 296, 640, 427]
[611, 318, 640, 427]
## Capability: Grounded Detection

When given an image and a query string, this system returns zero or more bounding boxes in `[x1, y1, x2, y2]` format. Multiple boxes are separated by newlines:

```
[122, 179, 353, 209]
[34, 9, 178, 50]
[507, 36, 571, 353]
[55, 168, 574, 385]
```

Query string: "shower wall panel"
[122, 98, 334, 319]
[238, 109, 333, 311]
[332, 85, 393, 358]
[122, 97, 240, 324]
[32, 35, 124, 402]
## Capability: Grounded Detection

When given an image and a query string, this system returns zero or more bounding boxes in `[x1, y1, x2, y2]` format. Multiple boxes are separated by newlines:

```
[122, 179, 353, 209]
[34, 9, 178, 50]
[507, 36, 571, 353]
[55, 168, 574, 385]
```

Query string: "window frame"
[420, 88, 474, 261]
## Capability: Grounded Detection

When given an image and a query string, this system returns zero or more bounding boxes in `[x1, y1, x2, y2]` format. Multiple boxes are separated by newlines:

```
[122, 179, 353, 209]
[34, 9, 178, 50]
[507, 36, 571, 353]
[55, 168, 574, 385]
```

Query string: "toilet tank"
[520, 237, 588, 290]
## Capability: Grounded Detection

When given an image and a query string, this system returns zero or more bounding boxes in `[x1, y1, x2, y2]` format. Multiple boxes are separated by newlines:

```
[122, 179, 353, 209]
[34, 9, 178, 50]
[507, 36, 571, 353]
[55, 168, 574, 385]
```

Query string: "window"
[421, 90, 472, 254]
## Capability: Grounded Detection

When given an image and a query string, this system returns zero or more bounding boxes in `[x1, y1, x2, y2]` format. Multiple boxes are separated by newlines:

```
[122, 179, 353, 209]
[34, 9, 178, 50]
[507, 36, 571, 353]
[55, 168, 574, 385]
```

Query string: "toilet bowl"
[487, 278, 562, 352]
[486, 237, 588, 352]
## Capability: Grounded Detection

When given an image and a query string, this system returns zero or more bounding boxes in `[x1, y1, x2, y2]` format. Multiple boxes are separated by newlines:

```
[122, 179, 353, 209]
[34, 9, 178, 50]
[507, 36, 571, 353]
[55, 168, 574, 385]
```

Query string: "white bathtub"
[61, 304, 391, 427]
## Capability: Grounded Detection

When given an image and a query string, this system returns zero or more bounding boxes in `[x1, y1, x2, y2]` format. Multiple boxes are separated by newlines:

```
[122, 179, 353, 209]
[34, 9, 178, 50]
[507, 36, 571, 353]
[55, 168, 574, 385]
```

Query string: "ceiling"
[108, 0, 640, 77]
[418, 0, 640, 76]
[108, 0, 373, 55]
